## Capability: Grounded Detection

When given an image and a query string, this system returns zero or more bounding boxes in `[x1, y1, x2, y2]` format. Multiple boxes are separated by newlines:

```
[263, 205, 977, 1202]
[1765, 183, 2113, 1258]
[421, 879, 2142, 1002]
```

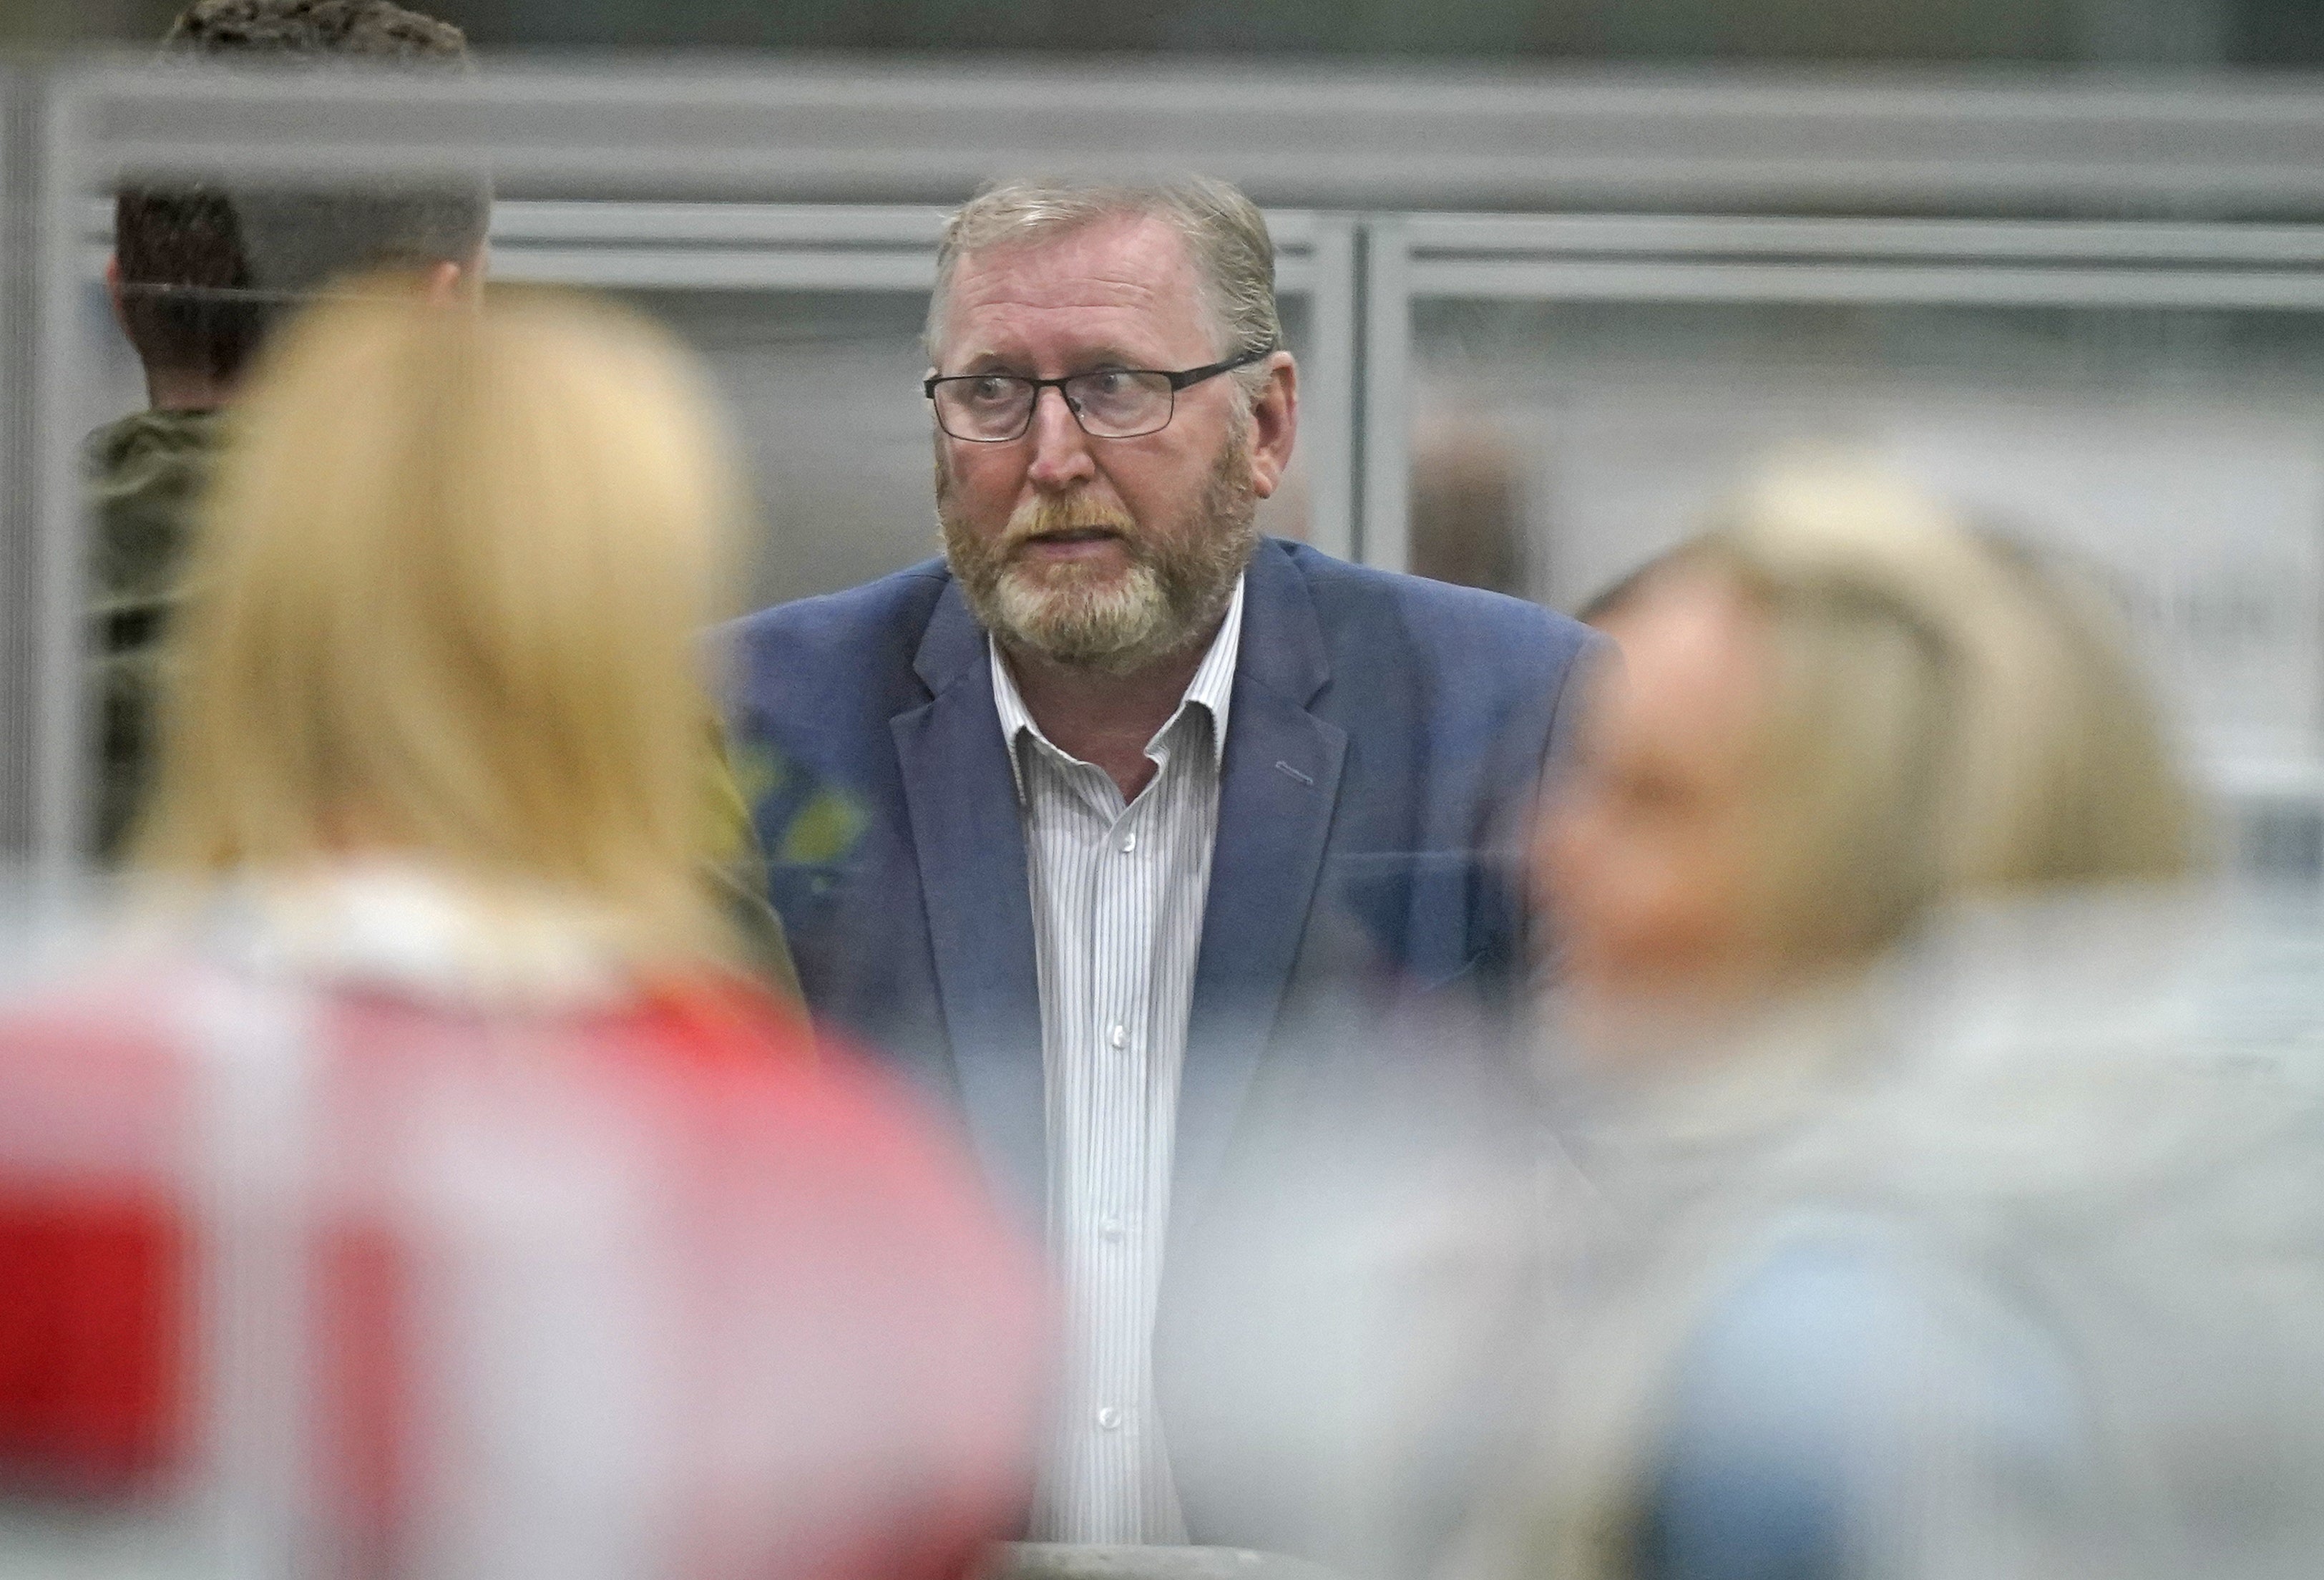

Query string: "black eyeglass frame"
[922, 343, 1275, 442]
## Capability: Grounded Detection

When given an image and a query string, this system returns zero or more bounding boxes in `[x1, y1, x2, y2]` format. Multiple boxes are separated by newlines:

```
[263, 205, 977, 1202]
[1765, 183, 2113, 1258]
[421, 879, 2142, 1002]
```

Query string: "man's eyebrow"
[949, 344, 1156, 375]
[1073, 345, 1151, 369]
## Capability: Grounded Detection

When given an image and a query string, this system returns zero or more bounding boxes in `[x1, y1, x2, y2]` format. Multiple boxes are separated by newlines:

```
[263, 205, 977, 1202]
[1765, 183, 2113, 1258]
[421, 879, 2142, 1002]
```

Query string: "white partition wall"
[1362, 213, 2324, 862]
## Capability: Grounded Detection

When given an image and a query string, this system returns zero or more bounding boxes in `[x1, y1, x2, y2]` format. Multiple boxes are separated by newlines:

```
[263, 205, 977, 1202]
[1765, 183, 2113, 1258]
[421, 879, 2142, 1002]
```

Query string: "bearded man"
[722, 176, 1603, 1555]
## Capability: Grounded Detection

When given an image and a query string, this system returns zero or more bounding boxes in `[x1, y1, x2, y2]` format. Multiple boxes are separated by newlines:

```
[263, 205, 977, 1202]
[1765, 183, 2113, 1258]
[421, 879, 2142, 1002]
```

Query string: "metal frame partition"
[1361, 210, 2324, 838]
[0, 66, 28, 869]
[1362, 211, 2324, 572]
[23, 59, 2324, 872]
[64, 199, 1357, 552]
[18, 57, 1377, 876]
[480, 198, 1358, 562]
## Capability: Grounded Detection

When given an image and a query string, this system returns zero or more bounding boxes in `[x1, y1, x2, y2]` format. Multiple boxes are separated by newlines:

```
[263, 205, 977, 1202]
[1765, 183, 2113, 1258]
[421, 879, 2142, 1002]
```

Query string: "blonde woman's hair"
[135, 276, 742, 965]
[1606, 456, 2204, 974]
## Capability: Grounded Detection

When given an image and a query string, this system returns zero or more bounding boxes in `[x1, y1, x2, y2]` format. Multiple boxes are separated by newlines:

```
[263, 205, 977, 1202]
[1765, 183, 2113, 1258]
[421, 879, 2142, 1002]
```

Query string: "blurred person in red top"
[0, 279, 1047, 1580]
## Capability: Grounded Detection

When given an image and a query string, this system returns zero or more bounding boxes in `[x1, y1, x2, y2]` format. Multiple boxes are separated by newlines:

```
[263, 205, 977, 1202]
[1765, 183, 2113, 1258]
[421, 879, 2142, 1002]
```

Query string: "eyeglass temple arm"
[1161, 344, 1275, 391]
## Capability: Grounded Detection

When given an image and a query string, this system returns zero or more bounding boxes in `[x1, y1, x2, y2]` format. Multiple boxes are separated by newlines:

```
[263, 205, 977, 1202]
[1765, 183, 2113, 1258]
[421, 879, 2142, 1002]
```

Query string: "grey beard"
[939, 438, 1259, 676]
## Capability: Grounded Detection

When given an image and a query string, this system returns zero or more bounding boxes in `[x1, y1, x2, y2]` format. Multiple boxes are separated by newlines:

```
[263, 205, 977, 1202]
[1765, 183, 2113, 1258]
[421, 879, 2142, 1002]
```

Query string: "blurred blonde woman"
[1445, 459, 2324, 1580]
[0, 281, 1044, 1580]
[132, 271, 803, 994]
[135, 275, 736, 964]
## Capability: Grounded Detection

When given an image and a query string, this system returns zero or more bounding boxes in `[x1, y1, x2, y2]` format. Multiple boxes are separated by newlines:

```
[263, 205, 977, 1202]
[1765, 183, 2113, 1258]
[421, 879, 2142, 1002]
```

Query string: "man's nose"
[1024, 385, 1096, 491]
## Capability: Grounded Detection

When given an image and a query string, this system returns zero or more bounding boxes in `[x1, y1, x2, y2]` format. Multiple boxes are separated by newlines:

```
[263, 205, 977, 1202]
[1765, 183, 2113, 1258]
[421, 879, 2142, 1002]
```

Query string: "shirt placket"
[1083, 734, 1171, 1524]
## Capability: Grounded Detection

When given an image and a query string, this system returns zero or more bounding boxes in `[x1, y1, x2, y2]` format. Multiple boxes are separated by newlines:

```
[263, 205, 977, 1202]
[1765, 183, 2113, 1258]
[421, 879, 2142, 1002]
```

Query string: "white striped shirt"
[993, 575, 1245, 1546]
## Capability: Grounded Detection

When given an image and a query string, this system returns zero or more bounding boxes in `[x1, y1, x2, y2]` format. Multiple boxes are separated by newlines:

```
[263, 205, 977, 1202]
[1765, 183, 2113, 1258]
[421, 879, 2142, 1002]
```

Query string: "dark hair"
[161, 0, 468, 56]
[114, 1, 486, 386]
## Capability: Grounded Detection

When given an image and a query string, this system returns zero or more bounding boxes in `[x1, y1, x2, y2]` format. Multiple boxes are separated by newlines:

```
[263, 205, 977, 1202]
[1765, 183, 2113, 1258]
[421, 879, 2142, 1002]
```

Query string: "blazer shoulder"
[717, 560, 954, 753]
[724, 558, 952, 666]
[1276, 540, 1597, 677]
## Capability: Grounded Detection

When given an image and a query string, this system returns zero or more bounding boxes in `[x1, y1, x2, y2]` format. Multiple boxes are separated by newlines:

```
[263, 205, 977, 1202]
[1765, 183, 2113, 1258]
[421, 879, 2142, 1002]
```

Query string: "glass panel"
[621, 288, 936, 613]
[1261, 295, 1317, 547]
[631, 288, 1317, 613]
[1410, 298, 2324, 802]
[63, 185, 1320, 857]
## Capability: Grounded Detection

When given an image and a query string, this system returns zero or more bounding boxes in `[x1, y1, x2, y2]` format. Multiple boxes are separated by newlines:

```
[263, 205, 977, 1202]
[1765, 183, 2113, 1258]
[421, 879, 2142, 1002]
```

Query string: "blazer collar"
[911, 570, 989, 698]
[894, 575, 1045, 1219]
[1237, 537, 1332, 706]
[1173, 537, 1347, 1239]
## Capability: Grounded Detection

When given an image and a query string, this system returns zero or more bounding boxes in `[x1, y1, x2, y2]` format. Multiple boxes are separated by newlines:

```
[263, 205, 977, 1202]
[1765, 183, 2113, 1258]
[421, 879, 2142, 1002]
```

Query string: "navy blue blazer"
[721, 537, 1601, 1227]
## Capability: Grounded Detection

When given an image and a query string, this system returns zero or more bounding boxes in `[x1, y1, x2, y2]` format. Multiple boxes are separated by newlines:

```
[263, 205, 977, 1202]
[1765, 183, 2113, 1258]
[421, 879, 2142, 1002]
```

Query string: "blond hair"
[927, 175, 1281, 398]
[1613, 457, 2204, 973]
[135, 277, 742, 965]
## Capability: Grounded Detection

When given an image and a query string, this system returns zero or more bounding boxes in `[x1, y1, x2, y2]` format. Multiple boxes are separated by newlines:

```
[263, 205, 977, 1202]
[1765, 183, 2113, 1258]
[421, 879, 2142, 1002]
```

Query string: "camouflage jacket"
[81, 407, 801, 1001]
[87, 407, 220, 864]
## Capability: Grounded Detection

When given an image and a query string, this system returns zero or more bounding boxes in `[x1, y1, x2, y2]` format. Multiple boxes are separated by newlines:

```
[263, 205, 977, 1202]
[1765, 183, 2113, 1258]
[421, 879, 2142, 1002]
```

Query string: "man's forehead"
[943, 214, 1206, 338]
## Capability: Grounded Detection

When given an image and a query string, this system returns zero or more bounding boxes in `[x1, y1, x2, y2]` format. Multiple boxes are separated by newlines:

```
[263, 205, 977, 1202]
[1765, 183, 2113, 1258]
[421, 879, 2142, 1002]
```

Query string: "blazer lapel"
[890, 583, 1048, 1221]
[1173, 541, 1346, 1235]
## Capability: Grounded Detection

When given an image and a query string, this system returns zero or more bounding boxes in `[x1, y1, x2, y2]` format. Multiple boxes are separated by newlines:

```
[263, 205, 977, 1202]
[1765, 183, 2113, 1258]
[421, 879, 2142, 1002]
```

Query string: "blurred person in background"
[1, 281, 1046, 1580]
[95, 0, 482, 861]
[722, 175, 1604, 1551]
[1444, 460, 2324, 1580]
[1407, 418, 1530, 599]
[91, 0, 799, 992]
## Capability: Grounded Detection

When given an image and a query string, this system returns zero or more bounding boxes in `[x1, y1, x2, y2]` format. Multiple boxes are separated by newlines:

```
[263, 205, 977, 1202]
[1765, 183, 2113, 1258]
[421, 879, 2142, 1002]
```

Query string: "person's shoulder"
[632, 981, 1038, 1268]
[718, 560, 957, 729]
[724, 558, 954, 656]
[633, 975, 956, 1153]
[0, 949, 215, 1131]
[1272, 538, 1598, 670]
[82, 407, 225, 475]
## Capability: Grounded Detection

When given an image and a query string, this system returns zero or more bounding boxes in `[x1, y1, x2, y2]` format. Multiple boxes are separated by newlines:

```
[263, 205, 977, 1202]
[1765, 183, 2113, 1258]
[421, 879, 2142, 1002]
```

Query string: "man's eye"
[966, 376, 1020, 404]
[1083, 370, 1134, 397]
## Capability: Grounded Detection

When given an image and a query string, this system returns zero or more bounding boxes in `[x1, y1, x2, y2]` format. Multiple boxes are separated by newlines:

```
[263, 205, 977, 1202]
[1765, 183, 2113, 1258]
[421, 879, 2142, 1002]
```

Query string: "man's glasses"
[924, 345, 1271, 442]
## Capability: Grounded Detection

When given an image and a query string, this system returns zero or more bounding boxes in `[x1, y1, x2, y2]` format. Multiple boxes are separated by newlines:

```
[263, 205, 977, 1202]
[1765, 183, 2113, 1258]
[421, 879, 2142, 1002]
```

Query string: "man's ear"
[104, 254, 130, 337]
[1247, 351, 1299, 500]
[424, 258, 467, 304]
[422, 240, 492, 305]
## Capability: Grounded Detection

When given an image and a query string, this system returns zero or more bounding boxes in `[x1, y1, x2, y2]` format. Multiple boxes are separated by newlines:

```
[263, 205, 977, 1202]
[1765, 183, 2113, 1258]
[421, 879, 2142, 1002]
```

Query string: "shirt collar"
[990, 571, 1246, 795]
[1181, 571, 1245, 757]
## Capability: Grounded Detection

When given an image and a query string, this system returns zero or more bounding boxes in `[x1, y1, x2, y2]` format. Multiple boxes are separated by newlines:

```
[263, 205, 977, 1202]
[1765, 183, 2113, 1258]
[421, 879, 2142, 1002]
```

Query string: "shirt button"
[1096, 1407, 1123, 1430]
[1101, 1216, 1126, 1242]
[1108, 1023, 1128, 1049]
[1120, 832, 1136, 853]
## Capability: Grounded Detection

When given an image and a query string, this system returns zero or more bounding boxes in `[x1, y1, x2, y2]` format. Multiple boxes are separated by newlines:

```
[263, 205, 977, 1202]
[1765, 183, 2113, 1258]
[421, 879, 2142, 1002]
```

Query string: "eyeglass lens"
[933, 370, 1176, 441]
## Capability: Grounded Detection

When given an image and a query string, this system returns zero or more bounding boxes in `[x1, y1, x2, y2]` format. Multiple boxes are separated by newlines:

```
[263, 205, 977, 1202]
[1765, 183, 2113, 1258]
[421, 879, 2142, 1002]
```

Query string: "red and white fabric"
[0, 867, 1050, 1580]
